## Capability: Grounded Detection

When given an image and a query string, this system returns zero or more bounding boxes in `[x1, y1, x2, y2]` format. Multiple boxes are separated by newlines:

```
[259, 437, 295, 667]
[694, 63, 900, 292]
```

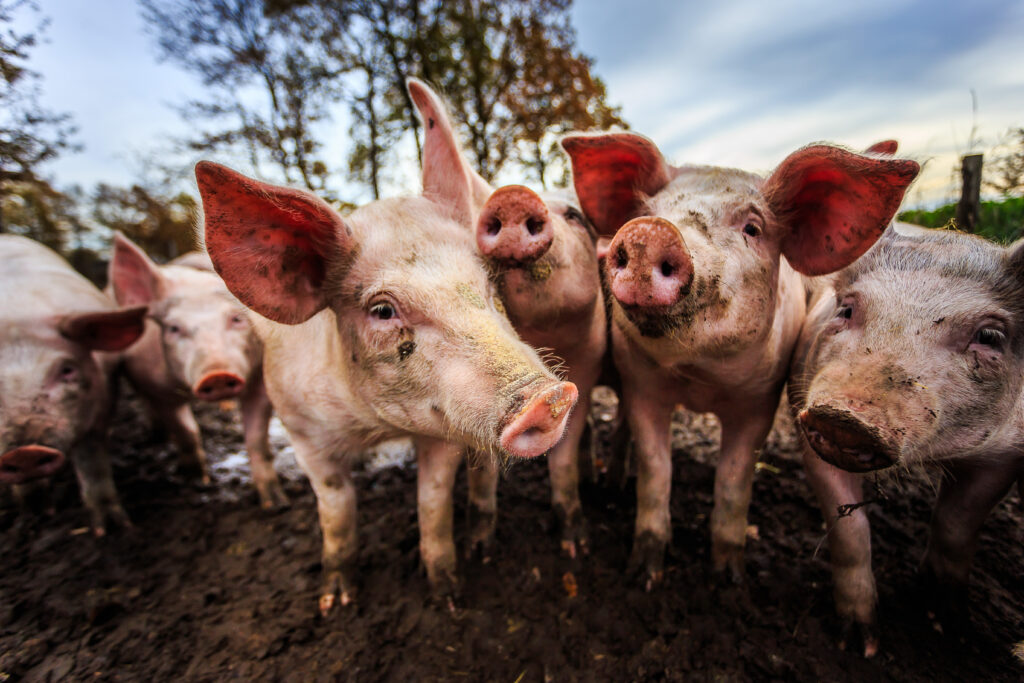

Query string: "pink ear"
[407, 78, 491, 224]
[59, 306, 147, 352]
[765, 145, 919, 276]
[110, 232, 164, 306]
[195, 161, 351, 324]
[864, 140, 898, 155]
[560, 133, 672, 237]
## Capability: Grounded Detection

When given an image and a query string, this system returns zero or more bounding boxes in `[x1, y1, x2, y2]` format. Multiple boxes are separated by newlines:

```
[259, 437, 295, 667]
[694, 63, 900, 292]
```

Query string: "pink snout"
[606, 217, 694, 308]
[477, 185, 554, 265]
[193, 371, 246, 401]
[798, 405, 899, 473]
[500, 381, 579, 458]
[0, 445, 66, 484]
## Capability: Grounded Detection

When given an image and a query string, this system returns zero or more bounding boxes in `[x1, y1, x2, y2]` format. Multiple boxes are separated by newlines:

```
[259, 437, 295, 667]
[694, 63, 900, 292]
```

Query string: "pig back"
[0, 235, 115, 320]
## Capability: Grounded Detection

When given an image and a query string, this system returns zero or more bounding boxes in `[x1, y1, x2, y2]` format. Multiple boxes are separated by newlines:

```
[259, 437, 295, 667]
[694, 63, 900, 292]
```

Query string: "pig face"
[561, 134, 919, 361]
[111, 236, 261, 401]
[0, 310, 145, 484]
[796, 225, 1024, 472]
[475, 185, 600, 328]
[196, 82, 578, 460]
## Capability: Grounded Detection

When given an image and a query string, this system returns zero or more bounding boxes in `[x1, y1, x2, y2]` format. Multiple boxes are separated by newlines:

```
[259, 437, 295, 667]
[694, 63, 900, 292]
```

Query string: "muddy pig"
[0, 235, 146, 533]
[196, 79, 578, 614]
[560, 132, 918, 586]
[790, 223, 1024, 656]
[108, 234, 285, 508]
[404, 80, 605, 558]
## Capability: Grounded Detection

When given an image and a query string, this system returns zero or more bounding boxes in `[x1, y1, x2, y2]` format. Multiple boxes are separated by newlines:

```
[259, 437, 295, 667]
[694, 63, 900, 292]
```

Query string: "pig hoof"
[319, 571, 355, 616]
[427, 570, 462, 607]
[839, 620, 879, 658]
[258, 481, 290, 510]
[629, 531, 667, 590]
[90, 503, 132, 538]
[466, 508, 496, 561]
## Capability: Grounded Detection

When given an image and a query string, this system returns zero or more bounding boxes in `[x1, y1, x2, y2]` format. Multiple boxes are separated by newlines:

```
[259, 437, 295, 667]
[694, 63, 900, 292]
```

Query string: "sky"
[13, 0, 1024, 210]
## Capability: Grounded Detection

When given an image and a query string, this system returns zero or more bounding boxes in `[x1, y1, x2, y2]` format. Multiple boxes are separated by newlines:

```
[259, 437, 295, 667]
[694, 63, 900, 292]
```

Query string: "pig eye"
[370, 302, 396, 321]
[836, 304, 854, 320]
[743, 223, 761, 238]
[57, 361, 79, 383]
[167, 324, 182, 335]
[230, 313, 247, 326]
[971, 327, 1006, 350]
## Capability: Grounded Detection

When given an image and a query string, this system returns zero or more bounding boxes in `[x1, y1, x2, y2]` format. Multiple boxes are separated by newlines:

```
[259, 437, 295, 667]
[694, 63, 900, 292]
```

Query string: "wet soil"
[1, 389, 1022, 682]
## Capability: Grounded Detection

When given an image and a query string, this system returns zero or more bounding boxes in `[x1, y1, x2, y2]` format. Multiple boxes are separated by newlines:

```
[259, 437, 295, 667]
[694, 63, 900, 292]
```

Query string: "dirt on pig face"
[2, 390, 1021, 681]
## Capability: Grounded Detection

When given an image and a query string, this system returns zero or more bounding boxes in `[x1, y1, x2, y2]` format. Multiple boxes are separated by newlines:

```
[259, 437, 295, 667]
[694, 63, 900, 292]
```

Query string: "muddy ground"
[1, 387, 1022, 682]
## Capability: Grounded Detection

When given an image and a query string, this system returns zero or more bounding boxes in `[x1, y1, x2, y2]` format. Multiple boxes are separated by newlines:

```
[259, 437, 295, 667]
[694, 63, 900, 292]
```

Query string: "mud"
[1, 388, 1022, 681]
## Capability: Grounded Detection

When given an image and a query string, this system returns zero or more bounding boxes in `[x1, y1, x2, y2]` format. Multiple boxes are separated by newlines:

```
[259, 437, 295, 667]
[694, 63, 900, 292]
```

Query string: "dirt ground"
[2, 387, 1022, 682]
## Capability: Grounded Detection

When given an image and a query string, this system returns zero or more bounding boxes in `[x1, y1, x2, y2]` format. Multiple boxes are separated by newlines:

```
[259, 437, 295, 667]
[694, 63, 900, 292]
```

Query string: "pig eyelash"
[970, 327, 1006, 351]
[368, 300, 399, 322]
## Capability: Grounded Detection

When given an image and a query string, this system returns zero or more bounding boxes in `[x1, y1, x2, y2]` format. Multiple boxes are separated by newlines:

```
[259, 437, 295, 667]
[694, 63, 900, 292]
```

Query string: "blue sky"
[14, 0, 1024, 209]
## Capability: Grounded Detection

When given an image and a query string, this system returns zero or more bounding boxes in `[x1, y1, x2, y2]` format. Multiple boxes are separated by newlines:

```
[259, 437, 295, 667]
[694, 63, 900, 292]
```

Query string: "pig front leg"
[924, 460, 1018, 629]
[710, 403, 777, 583]
[291, 435, 358, 615]
[240, 373, 287, 509]
[628, 390, 674, 590]
[548, 372, 596, 559]
[154, 401, 209, 483]
[465, 452, 498, 560]
[415, 437, 462, 602]
[71, 431, 131, 536]
[802, 446, 878, 657]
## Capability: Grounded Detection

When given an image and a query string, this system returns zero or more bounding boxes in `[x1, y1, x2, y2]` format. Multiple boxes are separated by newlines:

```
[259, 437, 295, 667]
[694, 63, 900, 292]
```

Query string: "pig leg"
[291, 435, 357, 615]
[548, 373, 595, 558]
[154, 401, 209, 484]
[924, 461, 1018, 628]
[710, 403, 777, 583]
[415, 437, 461, 601]
[465, 451, 498, 559]
[240, 373, 287, 509]
[628, 390, 674, 590]
[71, 431, 130, 536]
[802, 446, 878, 657]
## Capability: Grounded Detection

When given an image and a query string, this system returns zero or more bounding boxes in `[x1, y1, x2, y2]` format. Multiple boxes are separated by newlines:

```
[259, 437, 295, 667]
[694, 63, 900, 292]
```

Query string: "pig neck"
[618, 259, 805, 395]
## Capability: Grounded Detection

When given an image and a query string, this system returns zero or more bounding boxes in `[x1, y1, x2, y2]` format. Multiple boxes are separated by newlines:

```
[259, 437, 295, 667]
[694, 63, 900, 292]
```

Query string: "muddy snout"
[477, 185, 554, 265]
[606, 217, 694, 309]
[798, 404, 899, 472]
[0, 445, 66, 484]
[500, 381, 579, 459]
[193, 370, 246, 401]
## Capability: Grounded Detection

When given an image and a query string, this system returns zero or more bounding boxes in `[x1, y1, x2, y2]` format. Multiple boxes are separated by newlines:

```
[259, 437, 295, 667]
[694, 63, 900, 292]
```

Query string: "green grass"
[898, 196, 1024, 244]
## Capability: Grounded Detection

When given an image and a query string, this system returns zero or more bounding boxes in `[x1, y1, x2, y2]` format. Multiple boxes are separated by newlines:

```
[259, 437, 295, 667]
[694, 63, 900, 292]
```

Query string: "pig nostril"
[615, 245, 629, 269]
[226, 379, 239, 388]
[660, 261, 674, 277]
[525, 217, 545, 236]
[1, 463, 18, 473]
[486, 217, 502, 236]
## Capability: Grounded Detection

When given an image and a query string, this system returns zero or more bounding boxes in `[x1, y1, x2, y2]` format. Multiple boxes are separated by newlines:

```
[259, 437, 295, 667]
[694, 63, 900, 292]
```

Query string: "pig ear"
[765, 145, 920, 276]
[110, 232, 165, 306]
[560, 132, 672, 237]
[58, 306, 147, 352]
[407, 78, 493, 224]
[195, 161, 351, 325]
[864, 140, 898, 155]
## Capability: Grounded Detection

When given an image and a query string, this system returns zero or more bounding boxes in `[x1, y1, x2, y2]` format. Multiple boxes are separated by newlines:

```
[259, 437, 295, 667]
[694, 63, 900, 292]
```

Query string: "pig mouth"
[798, 405, 899, 473]
[499, 380, 579, 459]
[0, 445, 67, 484]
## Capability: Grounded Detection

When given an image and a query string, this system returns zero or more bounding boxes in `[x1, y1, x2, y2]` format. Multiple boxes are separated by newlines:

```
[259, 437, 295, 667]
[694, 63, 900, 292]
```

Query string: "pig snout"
[0, 445, 66, 484]
[798, 404, 899, 473]
[606, 217, 693, 308]
[476, 185, 554, 265]
[193, 371, 246, 401]
[500, 381, 579, 458]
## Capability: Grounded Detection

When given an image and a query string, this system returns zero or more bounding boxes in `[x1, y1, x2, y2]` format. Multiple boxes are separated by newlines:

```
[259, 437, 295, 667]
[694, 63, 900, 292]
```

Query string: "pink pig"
[405, 81, 606, 558]
[560, 132, 918, 587]
[196, 79, 578, 613]
[790, 222, 1024, 656]
[0, 235, 146, 533]
[108, 235, 285, 508]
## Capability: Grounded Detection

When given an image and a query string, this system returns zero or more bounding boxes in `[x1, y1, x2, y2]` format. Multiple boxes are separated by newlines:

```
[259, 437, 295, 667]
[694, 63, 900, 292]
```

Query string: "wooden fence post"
[956, 153, 983, 233]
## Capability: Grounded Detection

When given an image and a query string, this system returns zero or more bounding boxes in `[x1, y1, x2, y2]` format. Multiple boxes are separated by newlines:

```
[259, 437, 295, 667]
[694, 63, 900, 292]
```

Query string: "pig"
[196, 79, 579, 614]
[560, 132, 919, 587]
[404, 81, 606, 558]
[108, 235, 286, 508]
[0, 235, 146, 533]
[789, 223, 1024, 656]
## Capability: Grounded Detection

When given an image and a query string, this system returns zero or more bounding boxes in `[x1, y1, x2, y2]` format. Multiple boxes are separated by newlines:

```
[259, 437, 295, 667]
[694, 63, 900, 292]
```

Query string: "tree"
[139, 0, 345, 195]
[985, 127, 1024, 197]
[0, 0, 79, 236]
[91, 183, 200, 262]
